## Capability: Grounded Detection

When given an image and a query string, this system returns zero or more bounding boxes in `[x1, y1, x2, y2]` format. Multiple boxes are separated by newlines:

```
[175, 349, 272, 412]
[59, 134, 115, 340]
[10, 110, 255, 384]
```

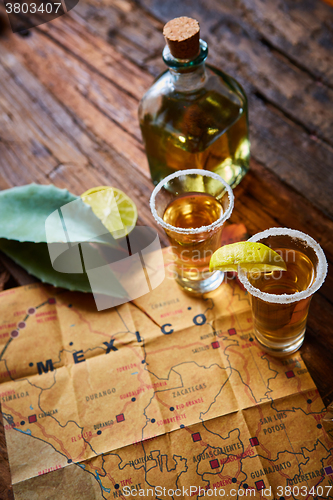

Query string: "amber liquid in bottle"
[139, 29, 250, 188]
[141, 85, 248, 187]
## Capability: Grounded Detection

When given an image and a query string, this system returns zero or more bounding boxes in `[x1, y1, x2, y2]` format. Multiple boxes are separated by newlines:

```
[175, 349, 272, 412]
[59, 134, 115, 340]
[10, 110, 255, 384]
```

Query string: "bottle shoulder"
[139, 71, 170, 112]
[206, 64, 248, 107]
[139, 66, 247, 110]
[139, 66, 248, 143]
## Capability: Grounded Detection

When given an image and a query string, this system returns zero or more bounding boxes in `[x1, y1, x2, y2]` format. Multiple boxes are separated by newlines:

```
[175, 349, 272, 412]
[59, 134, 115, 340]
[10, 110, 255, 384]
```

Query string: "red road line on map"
[57, 303, 111, 339]
[31, 423, 74, 458]
[235, 460, 242, 478]
[275, 469, 292, 481]
[296, 376, 302, 394]
[121, 399, 136, 413]
[75, 444, 89, 462]
[304, 389, 320, 408]
[136, 373, 148, 389]
[154, 393, 175, 411]
[254, 406, 272, 460]
[258, 441, 271, 458]
[105, 473, 116, 488]
[225, 347, 256, 405]
[2, 402, 75, 458]
[93, 464, 105, 475]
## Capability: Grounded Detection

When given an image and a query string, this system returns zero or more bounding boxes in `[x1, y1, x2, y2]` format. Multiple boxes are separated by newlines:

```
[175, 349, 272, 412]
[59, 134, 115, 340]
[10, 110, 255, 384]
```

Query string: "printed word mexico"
[35, 339, 118, 375]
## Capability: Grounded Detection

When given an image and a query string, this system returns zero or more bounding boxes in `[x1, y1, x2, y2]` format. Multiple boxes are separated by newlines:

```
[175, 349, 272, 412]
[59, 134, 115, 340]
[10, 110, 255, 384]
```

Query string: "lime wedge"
[81, 186, 138, 239]
[209, 242, 287, 273]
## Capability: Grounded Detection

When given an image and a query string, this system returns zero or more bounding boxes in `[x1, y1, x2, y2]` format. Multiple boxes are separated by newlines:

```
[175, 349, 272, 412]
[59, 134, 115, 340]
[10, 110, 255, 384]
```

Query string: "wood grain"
[0, 262, 10, 291]
[0, 0, 333, 497]
[73, 0, 333, 218]
[0, 412, 14, 500]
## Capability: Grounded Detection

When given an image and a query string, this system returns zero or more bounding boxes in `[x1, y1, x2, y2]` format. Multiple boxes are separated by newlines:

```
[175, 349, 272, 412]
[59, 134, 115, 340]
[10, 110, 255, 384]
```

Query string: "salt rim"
[150, 169, 234, 234]
[238, 227, 328, 304]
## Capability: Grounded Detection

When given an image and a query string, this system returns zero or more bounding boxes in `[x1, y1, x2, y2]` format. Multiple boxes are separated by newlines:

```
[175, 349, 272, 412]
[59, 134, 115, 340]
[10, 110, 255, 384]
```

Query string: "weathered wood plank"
[209, 23, 333, 145]
[41, 11, 151, 100]
[0, 6, 330, 316]
[0, 411, 14, 500]
[245, 94, 333, 219]
[74, 0, 163, 68]
[0, 262, 10, 291]
[232, 159, 333, 303]
[0, 2, 332, 289]
[0, 64, 86, 180]
[0, 23, 148, 177]
[64, 0, 333, 218]
[302, 293, 333, 407]
[0, 2, 332, 496]
[0, 252, 38, 286]
[1, 38, 332, 304]
[234, 0, 333, 87]
[0, 44, 162, 236]
[136, 0, 333, 86]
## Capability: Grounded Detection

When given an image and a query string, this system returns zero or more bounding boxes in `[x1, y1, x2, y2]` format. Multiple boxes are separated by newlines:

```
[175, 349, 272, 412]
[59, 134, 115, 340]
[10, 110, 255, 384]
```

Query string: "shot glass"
[150, 169, 234, 294]
[238, 228, 328, 356]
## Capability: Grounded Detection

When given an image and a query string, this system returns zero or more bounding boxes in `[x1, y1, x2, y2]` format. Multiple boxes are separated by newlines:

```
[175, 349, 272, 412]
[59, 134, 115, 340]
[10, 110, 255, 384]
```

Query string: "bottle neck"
[163, 40, 208, 92]
[169, 64, 207, 91]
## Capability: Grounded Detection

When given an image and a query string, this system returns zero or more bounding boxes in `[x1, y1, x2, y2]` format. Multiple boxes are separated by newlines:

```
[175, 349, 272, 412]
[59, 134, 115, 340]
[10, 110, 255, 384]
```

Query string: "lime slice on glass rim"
[81, 186, 138, 239]
[209, 242, 287, 274]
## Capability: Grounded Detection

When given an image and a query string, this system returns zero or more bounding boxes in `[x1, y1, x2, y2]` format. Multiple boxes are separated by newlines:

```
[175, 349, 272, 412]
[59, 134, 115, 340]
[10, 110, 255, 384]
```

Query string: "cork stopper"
[163, 17, 200, 60]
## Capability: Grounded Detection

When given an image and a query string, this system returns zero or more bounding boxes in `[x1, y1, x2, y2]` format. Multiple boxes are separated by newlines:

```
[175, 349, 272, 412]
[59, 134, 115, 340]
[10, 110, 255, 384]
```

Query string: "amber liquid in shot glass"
[238, 228, 327, 356]
[163, 192, 224, 281]
[249, 248, 315, 343]
[150, 169, 234, 294]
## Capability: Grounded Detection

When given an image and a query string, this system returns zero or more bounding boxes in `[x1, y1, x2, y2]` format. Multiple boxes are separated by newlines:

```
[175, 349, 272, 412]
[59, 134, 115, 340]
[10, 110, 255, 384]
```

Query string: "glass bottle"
[139, 17, 250, 187]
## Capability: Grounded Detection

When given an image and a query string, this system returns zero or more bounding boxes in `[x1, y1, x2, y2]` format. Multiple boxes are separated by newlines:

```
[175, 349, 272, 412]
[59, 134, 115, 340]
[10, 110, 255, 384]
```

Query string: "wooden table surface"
[0, 0, 333, 498]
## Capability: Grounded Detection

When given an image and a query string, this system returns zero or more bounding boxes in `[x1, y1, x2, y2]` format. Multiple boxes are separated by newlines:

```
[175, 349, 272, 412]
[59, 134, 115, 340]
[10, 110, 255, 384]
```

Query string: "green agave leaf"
[0, 184, 77, 242]
[0, 239, 128, 298]
[0, 183, 121, 246]
[0, 184, 131, 298]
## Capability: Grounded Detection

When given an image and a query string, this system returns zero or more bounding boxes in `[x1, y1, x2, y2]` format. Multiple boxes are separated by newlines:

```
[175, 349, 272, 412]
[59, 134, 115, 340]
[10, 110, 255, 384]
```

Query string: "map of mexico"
[0, 249, 332, 499]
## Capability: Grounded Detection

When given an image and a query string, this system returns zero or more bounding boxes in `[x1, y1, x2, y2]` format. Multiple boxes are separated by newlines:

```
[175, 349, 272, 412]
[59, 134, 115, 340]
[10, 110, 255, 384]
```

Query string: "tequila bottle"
[139, 17, 250, 187]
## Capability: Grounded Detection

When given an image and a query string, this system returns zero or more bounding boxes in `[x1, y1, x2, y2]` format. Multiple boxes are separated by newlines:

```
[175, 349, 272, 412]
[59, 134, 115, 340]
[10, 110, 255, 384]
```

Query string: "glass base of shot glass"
[176, 270, 224, 295]
[254, 327, 306, 357]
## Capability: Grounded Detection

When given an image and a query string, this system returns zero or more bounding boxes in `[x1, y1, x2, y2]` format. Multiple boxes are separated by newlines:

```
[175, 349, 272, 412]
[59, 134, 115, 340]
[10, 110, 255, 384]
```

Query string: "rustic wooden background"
[0, 0, 333, 498]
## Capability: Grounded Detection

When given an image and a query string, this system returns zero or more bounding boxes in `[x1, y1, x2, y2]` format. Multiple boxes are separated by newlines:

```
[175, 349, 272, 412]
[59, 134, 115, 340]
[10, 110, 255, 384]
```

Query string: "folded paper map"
[0, 246, 332, 499]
